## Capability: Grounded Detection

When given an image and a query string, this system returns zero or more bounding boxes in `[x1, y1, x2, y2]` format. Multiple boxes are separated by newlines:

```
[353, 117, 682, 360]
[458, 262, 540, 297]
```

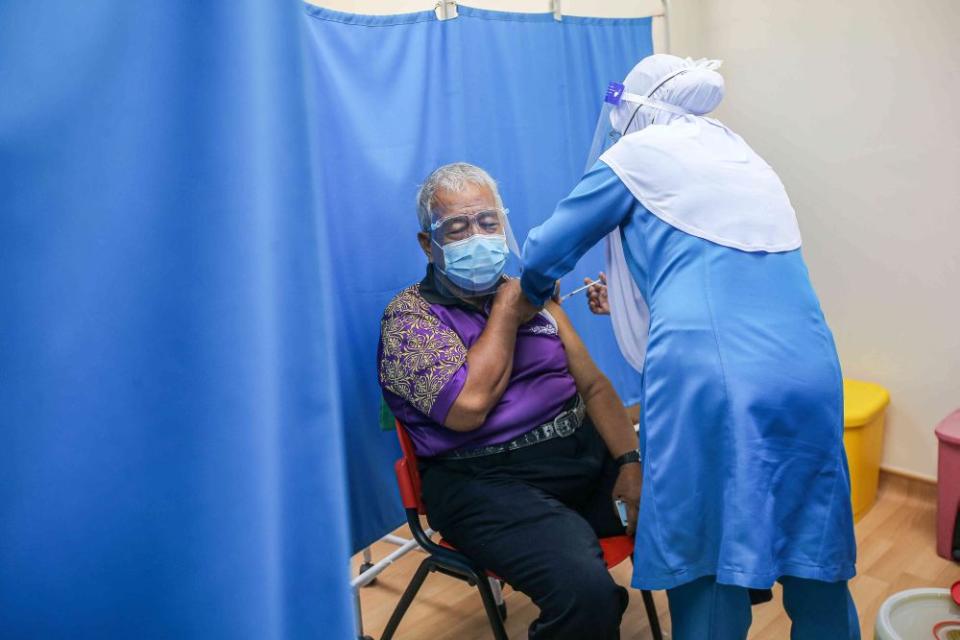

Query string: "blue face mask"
[435, 234, 509, 293]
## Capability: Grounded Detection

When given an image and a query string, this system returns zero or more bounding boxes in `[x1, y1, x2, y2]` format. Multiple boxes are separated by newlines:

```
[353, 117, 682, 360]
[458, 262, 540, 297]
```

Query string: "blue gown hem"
[630, 562, 857, 591]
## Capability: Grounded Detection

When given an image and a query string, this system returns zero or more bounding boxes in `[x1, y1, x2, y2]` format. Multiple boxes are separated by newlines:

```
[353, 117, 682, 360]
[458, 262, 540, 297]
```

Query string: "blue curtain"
[303, 6, 653, 552]
[0, 2, 354, 638]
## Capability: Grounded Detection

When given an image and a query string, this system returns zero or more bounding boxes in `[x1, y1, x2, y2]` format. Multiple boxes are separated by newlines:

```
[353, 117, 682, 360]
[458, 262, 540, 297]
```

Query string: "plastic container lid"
[935, 409, 960, 446]
[844, 379, 891, 428]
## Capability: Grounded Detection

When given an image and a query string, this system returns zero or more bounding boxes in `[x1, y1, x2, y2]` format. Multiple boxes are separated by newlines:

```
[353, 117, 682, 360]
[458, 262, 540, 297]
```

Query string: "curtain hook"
[551, 0, 562, 21]
[435, 0, 458, 21]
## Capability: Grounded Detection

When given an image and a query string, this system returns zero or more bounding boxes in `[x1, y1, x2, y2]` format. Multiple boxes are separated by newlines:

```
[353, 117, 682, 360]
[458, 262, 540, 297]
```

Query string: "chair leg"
[380, 558, 433, 640]
[475, 572, 509, 640]
[640, 589, 663, 640]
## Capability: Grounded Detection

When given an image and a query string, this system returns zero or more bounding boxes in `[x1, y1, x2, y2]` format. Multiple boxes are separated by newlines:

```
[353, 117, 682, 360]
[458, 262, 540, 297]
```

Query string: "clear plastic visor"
[426, 206, 520, 296]
[429, 207, 520, 255]
[584, 101, 623, 174]
[584, 81, 692, 173]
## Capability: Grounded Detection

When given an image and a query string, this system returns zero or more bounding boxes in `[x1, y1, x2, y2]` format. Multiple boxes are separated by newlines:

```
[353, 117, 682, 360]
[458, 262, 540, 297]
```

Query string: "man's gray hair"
[416, 162, 504, 232]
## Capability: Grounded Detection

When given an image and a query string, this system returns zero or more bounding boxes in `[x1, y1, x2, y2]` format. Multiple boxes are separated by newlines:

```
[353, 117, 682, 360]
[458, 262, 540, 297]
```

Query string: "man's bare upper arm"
[544, 301, 605, 396]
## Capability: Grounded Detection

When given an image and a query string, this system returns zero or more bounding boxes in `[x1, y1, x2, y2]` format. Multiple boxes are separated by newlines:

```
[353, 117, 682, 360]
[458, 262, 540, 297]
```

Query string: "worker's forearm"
[583, 378, 639, 459]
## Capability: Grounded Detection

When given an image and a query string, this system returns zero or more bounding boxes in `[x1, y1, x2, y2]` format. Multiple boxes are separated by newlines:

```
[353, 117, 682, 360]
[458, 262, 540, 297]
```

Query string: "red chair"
[382, 420, 663, 640]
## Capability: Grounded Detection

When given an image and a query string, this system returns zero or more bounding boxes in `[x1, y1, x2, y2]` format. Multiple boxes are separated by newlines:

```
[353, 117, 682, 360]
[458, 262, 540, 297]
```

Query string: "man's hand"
[493, 278, 541, 325]
[612, 462, 641, 536]
[586, 272, 609, 316]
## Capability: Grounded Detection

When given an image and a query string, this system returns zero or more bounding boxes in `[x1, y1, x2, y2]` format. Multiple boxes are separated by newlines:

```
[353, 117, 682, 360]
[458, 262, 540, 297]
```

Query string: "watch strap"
[615, 449, 642, 467]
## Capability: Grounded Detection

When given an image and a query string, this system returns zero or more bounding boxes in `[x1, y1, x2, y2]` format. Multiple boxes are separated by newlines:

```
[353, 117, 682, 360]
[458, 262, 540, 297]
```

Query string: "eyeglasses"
[430, 209, 507, 244]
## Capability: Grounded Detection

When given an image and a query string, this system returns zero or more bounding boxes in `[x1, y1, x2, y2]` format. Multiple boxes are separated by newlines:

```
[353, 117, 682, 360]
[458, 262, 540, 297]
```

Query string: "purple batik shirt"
[377, 266, 577, 458]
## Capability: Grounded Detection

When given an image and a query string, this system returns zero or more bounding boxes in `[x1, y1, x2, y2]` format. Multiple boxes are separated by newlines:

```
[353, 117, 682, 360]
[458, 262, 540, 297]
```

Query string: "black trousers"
[421, 417, 629, 640]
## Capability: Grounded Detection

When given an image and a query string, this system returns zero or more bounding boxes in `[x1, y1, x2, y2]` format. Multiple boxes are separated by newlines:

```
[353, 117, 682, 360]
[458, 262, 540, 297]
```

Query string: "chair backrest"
[394, 420, 426, 515]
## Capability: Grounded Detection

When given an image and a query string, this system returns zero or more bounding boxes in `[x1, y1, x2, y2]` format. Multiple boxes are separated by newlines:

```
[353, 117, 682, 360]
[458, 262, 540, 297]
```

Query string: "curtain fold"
[0, 2, 354, 637]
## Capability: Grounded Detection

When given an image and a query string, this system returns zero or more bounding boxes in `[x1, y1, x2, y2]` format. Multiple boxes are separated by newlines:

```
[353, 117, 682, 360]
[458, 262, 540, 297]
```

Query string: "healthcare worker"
[518, 54, 859, 639]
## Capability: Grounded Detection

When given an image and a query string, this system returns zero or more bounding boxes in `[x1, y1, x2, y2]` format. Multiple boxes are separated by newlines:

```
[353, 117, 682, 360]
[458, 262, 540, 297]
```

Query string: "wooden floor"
[353, 473, 959, 639]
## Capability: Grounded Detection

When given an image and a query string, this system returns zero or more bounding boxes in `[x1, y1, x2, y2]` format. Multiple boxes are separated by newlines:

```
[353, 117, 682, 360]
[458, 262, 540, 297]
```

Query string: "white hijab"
[599, 55, 801, 372]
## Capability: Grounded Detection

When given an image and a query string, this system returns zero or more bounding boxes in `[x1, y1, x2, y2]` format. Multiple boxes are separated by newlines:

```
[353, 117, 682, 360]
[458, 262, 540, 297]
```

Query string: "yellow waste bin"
[843, 379, 890, 522]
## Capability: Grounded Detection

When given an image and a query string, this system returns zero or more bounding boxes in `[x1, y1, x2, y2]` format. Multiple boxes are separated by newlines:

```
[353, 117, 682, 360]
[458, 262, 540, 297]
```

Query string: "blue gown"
[521, 161, 857, 591]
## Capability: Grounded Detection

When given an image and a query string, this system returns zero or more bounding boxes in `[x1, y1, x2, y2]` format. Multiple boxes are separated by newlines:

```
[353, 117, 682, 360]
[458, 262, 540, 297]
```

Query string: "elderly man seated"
[377, 162, 642, 640]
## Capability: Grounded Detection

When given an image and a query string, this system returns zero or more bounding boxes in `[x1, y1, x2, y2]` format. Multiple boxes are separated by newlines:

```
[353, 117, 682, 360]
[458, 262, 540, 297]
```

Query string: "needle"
[560, 278, 604, 301]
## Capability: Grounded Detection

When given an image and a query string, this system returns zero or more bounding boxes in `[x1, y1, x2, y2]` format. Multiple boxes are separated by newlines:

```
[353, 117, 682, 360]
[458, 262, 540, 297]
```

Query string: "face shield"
[429, 207, 520, 295]
[584, 54, 722, 173]
[583, 80, 694, 173]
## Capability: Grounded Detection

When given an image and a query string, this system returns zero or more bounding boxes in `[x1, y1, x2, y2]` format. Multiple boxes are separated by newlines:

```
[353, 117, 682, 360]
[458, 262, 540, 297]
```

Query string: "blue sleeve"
[520, 160, 635, 305]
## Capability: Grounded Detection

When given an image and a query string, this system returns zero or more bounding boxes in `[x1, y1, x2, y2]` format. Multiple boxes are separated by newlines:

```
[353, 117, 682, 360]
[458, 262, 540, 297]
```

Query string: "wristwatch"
[614, 448, 642, 467]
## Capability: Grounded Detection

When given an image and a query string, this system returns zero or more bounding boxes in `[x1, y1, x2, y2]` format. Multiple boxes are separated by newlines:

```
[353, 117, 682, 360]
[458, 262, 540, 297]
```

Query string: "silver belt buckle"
[553, 411, 576, 438]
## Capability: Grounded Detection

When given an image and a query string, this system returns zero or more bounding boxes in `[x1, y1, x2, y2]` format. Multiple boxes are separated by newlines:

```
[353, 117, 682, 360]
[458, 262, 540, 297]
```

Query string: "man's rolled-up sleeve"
[378, 288, 468, 424]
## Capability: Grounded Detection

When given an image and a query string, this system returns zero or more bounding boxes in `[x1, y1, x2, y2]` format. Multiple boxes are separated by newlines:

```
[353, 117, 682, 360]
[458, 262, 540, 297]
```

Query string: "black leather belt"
[438, 395, 585, 460]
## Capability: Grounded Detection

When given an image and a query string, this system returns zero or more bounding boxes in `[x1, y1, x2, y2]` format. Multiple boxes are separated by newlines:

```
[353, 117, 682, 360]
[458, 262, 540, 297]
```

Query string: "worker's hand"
[586, 272, 609, 315]
[612, 462, 641, 536]
[493, 278, 541, 325]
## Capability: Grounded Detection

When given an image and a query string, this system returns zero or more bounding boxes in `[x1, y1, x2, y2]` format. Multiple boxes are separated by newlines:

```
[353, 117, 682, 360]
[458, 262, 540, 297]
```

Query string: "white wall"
[307, 0, 960, 478]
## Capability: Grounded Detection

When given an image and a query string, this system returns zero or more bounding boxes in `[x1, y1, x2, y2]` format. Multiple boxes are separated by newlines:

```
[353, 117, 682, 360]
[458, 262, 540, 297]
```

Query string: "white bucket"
[875, 588, 960, 639]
